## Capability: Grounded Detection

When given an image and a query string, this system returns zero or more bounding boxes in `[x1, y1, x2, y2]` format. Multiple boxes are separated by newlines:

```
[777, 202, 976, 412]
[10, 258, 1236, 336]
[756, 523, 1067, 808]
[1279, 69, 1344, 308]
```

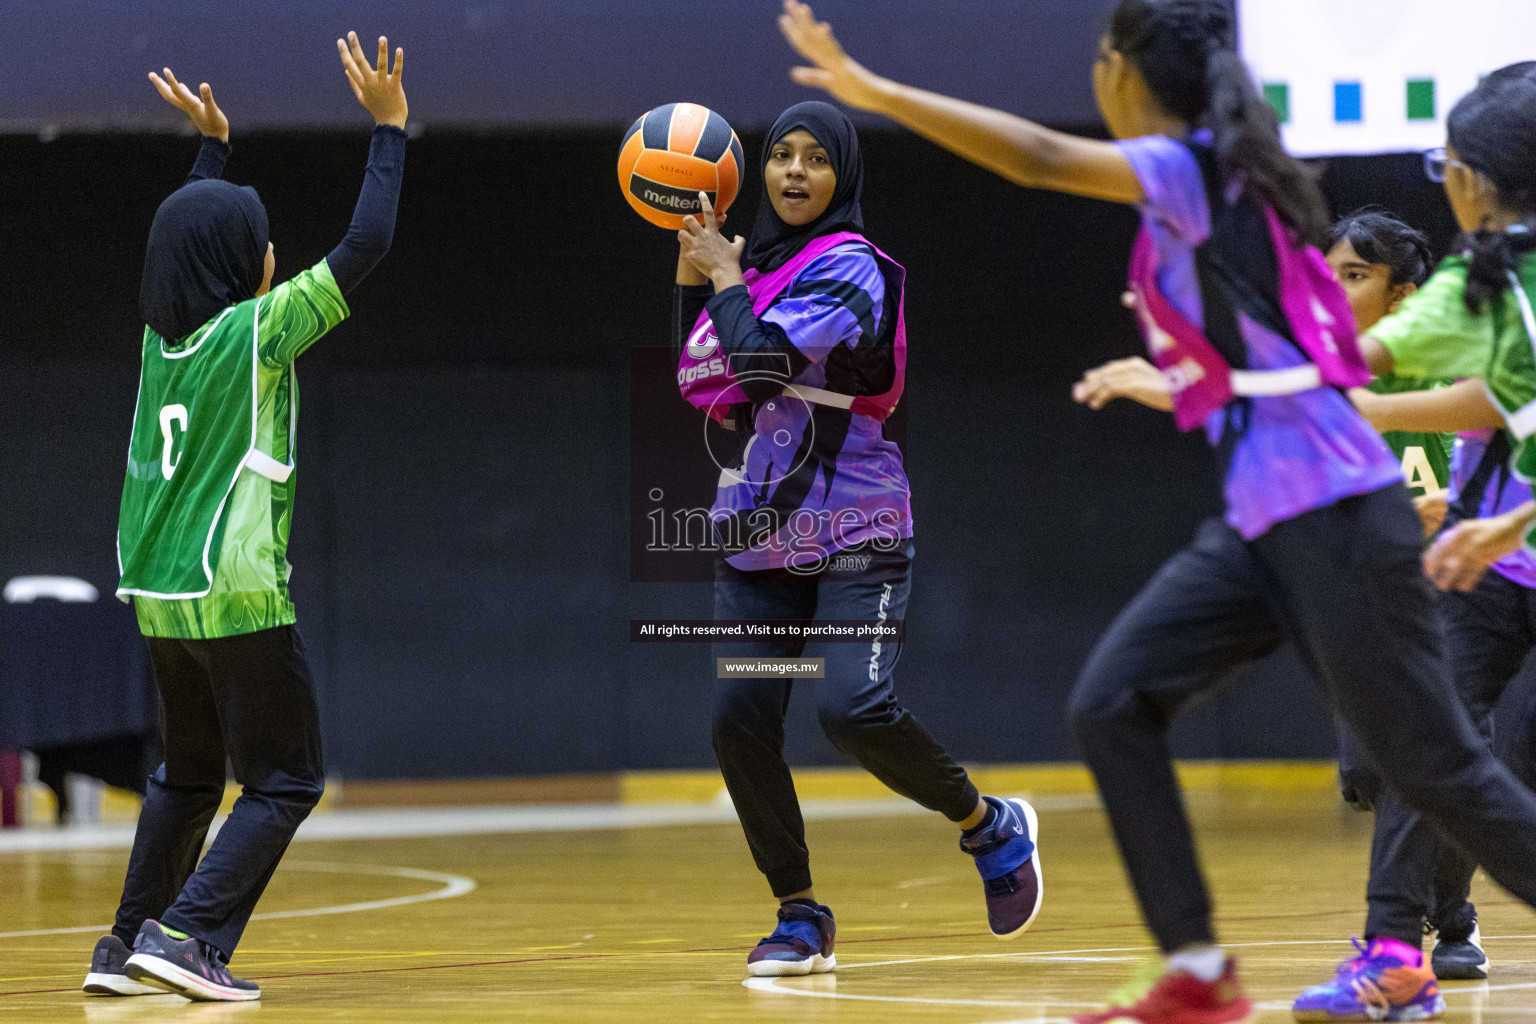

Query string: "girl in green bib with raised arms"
[84, 33, 408, 1003]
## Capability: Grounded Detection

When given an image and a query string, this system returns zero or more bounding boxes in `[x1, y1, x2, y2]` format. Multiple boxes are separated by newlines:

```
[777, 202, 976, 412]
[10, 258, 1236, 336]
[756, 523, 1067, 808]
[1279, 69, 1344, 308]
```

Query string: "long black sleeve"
[186, 136, 230, 184]
[703, 285, 810, 402]
[673, 284, 713, 352]
[324, 125, 408, 295]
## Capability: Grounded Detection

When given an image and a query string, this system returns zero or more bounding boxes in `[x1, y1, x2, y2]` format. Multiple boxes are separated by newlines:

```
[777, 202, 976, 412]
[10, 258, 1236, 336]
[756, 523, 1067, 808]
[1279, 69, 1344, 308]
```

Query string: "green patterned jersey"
[1480, 250, 1536, 549]
[1380, 250, 1536, 548]
[118, 260, 348, 639]
[1481, 253, 1536, 435]
[1368, 374, 1453, 496]
[1366, 262, 1494, 498]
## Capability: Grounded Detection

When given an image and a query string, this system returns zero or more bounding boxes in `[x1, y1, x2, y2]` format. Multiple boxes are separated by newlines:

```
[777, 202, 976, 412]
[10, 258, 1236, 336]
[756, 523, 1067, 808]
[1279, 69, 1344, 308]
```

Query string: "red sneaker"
[1073, 957, 1253, 1024]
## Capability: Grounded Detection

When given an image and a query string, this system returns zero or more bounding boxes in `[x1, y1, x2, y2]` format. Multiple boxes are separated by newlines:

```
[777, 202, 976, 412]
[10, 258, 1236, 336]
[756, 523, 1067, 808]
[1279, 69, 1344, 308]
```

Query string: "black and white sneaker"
[1431, 904, 1489, 981]
[124, 920, 261, 1002]
[82, 934, 166, 996]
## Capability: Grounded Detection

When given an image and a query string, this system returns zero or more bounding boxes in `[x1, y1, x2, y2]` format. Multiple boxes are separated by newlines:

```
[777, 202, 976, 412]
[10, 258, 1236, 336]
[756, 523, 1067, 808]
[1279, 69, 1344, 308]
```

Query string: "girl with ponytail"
[780, 4, 1536, 1021]
[1379, 62, 1536, 591]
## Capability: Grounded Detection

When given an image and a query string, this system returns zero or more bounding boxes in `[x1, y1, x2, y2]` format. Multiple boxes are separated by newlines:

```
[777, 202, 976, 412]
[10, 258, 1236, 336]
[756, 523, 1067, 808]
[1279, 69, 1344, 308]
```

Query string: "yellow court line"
[622, 759, 1337, 804]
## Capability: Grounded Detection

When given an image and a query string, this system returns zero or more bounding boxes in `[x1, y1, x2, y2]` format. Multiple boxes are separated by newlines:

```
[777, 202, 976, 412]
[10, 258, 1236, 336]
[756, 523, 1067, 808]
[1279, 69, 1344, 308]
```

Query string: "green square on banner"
[1263, 82, 1290, 123]
[1407, 79, 1435, 120]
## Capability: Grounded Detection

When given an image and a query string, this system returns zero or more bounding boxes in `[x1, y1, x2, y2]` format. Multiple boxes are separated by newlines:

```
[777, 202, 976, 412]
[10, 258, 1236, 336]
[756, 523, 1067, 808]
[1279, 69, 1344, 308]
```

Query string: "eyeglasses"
[1423, 147, 1468, 184]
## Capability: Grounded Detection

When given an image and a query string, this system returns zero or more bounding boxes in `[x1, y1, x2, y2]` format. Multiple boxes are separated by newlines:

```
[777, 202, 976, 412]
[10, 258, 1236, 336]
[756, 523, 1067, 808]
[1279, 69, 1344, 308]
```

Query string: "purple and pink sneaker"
[123, 919, 260, 1002]
[960, 795, 1043, 938]
[746, 900, 836, 977]
[1292, 937, 1443, 1021]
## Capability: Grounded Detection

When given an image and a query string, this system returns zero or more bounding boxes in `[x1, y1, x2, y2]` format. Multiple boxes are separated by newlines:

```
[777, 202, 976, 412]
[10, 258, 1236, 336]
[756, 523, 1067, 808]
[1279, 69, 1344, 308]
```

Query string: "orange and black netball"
[618, 102, 742, 230]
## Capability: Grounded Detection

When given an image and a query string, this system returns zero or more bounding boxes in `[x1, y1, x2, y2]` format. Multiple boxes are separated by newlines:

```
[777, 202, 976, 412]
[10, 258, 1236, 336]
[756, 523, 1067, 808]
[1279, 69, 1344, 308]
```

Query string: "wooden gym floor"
[2, 784, 1533, 1022]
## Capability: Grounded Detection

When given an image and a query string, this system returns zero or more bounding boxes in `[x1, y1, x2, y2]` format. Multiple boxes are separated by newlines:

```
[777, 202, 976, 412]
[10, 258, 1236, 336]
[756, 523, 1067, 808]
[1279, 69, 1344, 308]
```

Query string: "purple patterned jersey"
[1117, 135, 1402, 539]
[711, 242, 911, 571]
[1449, 431, 1536, 587]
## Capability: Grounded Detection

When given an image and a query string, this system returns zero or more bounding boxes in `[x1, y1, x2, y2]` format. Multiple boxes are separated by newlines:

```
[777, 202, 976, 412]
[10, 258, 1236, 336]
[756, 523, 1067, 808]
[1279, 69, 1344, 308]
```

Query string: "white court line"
[760, 936, 1536, 1014]
[0, 861, 475, 939]
[0, 793, 1102, 854]
[743, 976, 1092, 1014]
[1254, 980, 1536, 1012]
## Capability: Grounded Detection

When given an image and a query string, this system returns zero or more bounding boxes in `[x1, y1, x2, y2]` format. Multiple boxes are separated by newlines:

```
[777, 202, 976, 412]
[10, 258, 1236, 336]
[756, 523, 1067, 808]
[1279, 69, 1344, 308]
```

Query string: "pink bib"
[678, 231, 906, 422]
[1128, 205, 1370, 432]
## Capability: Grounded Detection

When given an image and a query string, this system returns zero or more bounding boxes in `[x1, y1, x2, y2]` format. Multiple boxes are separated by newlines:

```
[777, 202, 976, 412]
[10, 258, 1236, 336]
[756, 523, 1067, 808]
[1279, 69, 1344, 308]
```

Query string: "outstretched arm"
[325, 32, 409, 295]
[256, 33, 410, 369]
[777, 1, 1143, 204]
[1349, 378, 1504, 434]
[149, 68, 231, 184]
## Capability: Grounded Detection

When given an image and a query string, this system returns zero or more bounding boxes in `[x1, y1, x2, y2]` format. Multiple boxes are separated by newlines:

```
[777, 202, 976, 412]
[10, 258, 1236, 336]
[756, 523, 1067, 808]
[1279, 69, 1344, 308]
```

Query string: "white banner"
[1238, 0, 1536, 156]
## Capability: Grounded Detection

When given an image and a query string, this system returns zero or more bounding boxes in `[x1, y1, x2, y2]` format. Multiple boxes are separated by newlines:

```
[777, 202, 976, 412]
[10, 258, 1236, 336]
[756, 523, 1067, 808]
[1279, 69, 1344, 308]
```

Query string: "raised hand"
[148, 68, 229, 142]
[337, 31, 407, 129]
[678, 193, 746, 292]
[778, 0, 886, 111]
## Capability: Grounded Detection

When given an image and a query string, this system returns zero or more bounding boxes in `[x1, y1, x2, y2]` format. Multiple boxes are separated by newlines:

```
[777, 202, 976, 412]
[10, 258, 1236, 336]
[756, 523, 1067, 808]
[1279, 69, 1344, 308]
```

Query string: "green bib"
[117, 298, 293, 599]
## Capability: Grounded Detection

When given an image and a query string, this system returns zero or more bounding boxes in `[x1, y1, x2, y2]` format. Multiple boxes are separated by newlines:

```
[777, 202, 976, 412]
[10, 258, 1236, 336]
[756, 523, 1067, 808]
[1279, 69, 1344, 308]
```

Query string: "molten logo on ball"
[618, 101, 743, 230]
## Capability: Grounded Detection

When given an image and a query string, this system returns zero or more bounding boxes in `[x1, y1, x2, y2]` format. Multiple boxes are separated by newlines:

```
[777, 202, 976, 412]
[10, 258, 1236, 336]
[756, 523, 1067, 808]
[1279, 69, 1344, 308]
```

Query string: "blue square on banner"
[1334, 81, 1363, 123]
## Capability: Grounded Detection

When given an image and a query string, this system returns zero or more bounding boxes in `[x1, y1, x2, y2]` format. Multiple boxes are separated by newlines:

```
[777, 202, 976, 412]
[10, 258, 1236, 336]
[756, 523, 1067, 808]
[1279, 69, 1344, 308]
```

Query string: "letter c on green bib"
[159, 403, 189, 480]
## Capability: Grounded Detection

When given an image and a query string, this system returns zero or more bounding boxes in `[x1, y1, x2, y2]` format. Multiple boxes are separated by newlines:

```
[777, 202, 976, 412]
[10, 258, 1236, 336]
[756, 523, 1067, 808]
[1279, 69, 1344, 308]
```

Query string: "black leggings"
[711, 542, 979, 897]
[1362, 569, 1536, 943]
[113, 626, 324, 962]
[1070, 485, 1536, 952]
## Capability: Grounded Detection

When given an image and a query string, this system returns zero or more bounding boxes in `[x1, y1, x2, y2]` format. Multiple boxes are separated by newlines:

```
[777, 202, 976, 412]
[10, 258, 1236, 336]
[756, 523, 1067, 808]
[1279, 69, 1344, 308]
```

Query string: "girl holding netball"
[85, 34, 406, 1002]
[781, 1, 1536, 1021]
[672, 100, 1042, 977]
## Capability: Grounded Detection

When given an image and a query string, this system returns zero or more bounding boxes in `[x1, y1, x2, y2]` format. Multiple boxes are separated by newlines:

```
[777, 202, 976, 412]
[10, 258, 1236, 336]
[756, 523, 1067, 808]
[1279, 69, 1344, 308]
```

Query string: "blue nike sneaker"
[746, 901, 836, 977]
[960, 795, 1043, 938]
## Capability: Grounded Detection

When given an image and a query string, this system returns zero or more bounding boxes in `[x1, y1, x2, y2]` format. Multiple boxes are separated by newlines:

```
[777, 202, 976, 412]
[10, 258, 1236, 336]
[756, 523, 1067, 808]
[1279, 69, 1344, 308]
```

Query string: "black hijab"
[140, 179, 270, 342]
[742, 101, 865, 273]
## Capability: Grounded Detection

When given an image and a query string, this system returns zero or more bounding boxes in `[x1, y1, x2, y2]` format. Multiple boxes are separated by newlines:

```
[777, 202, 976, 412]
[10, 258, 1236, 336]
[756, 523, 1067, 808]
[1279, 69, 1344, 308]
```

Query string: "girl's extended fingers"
[376, 36, 389, 78]
[342, 65, 366, 105]
[347, 31, 370, 72]
[162, 69, 196, 110]
[390, 46, 404, 82]
[149, 72, 179, 105]
[779, 8, 818, 58]
[337, 38, 365, 84]
[697, 192, 717, 230]
[790, 67, 834, 89]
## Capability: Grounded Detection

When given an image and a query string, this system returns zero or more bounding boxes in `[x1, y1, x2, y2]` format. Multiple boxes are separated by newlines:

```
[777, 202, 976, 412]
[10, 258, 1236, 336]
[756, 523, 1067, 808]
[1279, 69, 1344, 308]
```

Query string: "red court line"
[2, 899, 1520, 998]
